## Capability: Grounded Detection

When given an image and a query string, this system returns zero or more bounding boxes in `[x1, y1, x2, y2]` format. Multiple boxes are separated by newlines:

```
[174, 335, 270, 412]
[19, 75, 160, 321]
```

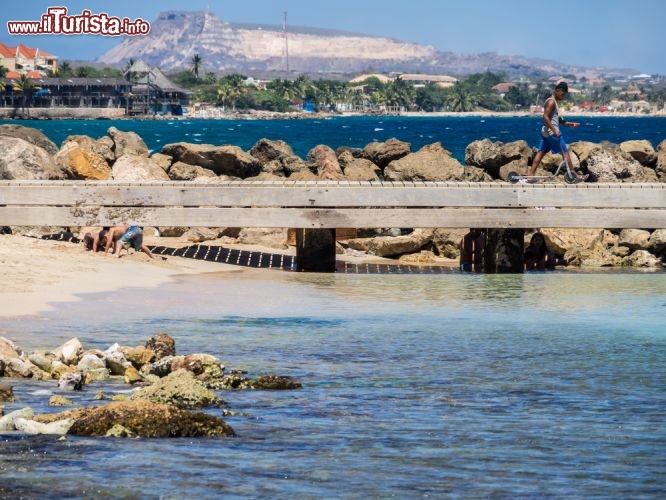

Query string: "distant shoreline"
[0, 107, 664, 121]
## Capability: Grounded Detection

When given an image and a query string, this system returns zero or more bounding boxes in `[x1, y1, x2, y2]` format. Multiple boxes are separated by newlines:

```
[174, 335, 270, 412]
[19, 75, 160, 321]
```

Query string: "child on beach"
[113, 225, 154, 259]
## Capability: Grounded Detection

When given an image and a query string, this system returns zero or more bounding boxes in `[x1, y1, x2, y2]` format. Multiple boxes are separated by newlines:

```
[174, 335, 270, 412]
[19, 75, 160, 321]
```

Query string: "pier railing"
[1, 180, 665, 229]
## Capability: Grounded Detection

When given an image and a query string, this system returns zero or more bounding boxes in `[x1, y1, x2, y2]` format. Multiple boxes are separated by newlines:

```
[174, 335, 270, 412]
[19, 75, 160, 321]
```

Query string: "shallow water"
[1, 270, 665, 498]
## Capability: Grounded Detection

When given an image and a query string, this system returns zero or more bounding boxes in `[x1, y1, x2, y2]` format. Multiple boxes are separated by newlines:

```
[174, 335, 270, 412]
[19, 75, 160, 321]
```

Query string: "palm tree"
[190, 54, 203, 80]
[13, 74, 36, 111]
[446, 83, 478, 112]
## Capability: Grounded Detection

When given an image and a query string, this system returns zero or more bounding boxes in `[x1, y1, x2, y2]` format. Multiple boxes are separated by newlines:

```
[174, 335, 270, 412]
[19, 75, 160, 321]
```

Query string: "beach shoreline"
[0, 235, 247, 319]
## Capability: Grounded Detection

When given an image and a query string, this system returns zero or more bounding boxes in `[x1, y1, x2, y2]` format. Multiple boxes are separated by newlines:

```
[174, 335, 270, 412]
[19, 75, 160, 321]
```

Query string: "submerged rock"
[40, 400, 235, 438]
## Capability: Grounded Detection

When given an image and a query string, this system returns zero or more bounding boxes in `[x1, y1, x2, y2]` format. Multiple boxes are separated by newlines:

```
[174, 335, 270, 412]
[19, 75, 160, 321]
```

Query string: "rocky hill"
[96, 11, 630, 78]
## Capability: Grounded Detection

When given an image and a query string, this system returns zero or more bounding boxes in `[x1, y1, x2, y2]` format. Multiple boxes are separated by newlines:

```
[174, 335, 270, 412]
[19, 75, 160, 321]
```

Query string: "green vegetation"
[164, 67, 666, 114]
[37, 58, 666, 114]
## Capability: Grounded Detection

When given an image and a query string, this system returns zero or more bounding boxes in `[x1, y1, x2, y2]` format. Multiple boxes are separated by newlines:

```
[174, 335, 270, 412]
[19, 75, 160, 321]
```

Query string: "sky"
[2, 0, 665, 75]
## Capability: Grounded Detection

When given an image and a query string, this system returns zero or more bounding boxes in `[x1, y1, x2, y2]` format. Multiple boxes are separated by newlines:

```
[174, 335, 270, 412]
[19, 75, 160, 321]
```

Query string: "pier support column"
[484, 229, 525, 273]
[295, 228, 336, 272]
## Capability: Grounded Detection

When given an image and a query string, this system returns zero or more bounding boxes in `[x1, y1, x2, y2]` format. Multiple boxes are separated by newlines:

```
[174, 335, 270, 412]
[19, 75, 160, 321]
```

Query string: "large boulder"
[341, 157, 381, 181]
[107, 127, 149, 157]
[648, 229, 666, 256]
[54, 140, 111, 180]
[167, 161, 217, 181]
[210, 145, 262, 178]
[0, 136, 64, 179]
[111, 154, 170, 181]
[0, 124, 58, 155]
[307, 144, 344, 180]
[249, 138, 309, 177]
[36, 400, 235, 438]
[570, 141, 602, 164]
[465, 139, 531, 179]
[585, 148, 657, 182]
[131, 369, 223, 409]
[361, 138, 411, 168]
[384, 142, 465, 181]
[162, 143, 262, 178]
[620, 140, 657, 167]
[347, 228, 434, 257]
[656, 145, 666, 181]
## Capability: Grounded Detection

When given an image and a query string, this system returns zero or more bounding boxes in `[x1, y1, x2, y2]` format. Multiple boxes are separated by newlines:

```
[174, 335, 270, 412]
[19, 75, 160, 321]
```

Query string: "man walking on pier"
[529, 82, 587, 182]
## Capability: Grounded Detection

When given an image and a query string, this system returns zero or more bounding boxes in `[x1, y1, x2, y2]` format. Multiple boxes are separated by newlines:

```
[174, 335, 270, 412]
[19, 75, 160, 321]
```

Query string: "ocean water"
[4, 115, 666, 162]
[1, 269, 665, 498]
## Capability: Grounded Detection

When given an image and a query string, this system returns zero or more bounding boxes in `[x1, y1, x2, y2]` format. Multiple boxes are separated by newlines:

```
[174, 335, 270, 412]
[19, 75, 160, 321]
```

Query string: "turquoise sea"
[4, 114, 666, 162]
[1, 116, 665, 498]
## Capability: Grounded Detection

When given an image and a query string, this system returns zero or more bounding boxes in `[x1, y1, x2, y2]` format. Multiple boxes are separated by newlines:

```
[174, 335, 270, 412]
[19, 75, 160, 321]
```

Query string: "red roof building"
[0, 42, 58, 75]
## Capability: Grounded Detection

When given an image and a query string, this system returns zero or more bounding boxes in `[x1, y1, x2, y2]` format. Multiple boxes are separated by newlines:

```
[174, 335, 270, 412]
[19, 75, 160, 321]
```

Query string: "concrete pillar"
[295, 228, 336, 272]
[484, 229, 525, 273]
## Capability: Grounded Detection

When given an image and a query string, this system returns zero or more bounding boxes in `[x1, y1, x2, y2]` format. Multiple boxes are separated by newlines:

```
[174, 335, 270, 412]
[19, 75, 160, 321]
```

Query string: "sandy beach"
[0, 234, 246, 318]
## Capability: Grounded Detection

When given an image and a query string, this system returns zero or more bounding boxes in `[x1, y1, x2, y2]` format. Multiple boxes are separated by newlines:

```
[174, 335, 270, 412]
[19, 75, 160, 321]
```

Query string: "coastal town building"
[0, 42, 57, 77]
[398, 74, 458, 88]
[1, 59, 190, 116]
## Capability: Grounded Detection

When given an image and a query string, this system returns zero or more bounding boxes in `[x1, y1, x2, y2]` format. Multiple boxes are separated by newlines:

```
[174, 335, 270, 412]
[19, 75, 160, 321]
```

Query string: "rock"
[130, 369, 223, 409]
[14, 417, 74, 435]
[210, 145, 262, 178]
[620, 140, 657, 167]
[0, 407, 34, 431]
[656, 149, 666, 181]
[0, 136, 64, 179]
[77, 353, 107, 372]
[347, 228, 434, 257]
[145, 333, 176, 361]
[58, 371, 84, 391]
[27, 351, 57, 373]
[249, 138, 305, 176]
[52, 338, 83, 365]
[212, 373, 301, 391]
[104, 348, 131, 376]
[54, 141, 112, 180]
[167, 161, 217, 180]
[249, 374, 302, 390]
[170, 353, 225, 381]
[0, 336, 23, 361]
[49, 395, 75, 407]
[307, 144, 344, 180]
[50, 400, 235, 438]
[108, 127, 149, 157]
[432, 229, 468, 259]
[618, 229, 651, 252]
[0, 124, 58, 155]
[622, 250, 662, 267]
[111, 153, 170, 181]
[648, 229, 666, 255]
[586, 148, 657, 182]
[150, 152, 173, 171]
[385, 143, 465, 181]
[0, 382, 15, 402]
[341, 157, 381, 181]
[124, 365, 143, 384]
[361, 138, 411, 168]
[237, 228, 289, 249]
[121, 345, 156, 368]
[570, 141, 602, 164]
[465, 139, 530, 179]
[6, 358, 46, 379]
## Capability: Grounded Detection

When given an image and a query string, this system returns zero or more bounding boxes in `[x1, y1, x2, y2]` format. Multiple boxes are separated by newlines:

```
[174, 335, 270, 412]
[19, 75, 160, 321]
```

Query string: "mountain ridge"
[96, 10, 634, 78]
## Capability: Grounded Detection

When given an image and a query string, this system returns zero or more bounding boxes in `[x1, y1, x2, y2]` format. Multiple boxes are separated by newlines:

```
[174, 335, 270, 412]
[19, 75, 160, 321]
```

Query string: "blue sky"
[3, 0, 665, 74]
